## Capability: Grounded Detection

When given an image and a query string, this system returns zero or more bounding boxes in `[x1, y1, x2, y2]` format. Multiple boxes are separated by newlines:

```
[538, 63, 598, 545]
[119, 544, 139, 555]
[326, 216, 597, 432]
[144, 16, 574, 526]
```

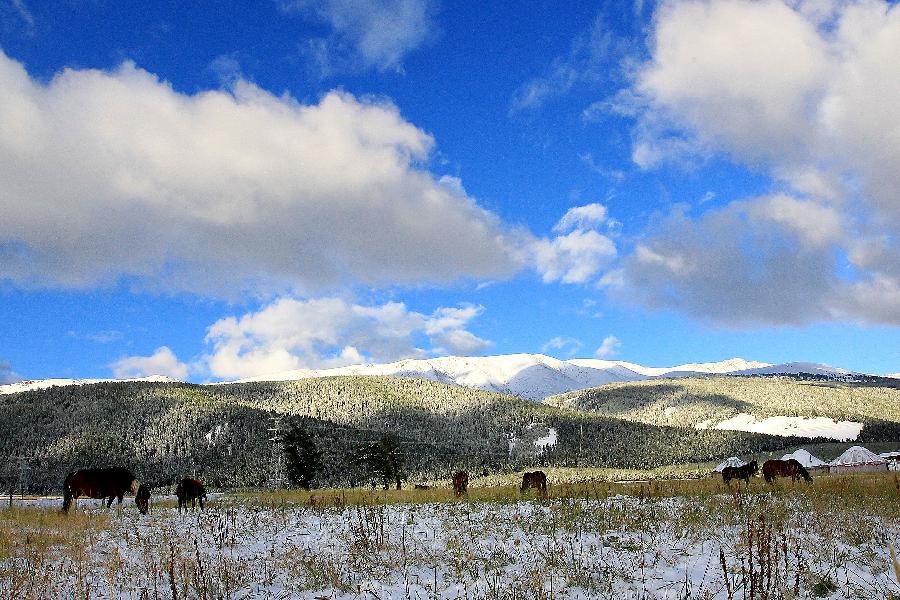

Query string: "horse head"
[135, 484, 152, 514]
[748, 460, 759, 475]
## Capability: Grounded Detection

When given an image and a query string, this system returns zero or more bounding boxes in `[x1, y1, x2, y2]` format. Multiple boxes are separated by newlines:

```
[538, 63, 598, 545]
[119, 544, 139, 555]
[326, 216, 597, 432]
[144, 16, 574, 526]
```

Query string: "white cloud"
[611, 196, 847, 326]
[541, 336, 583, 357]
[533, 203, 617, 285]
[553, 203, 608, 233]
[0, 51, 522, 296]
[203, 297, 490, 379]
[614, 0, 900, 326]
[110, 347, 189, 380]
[594, 335, 621, 358]
[0, 360, 21, 384]
[279, 0, 435, 73]
[510, 15, 619, 113]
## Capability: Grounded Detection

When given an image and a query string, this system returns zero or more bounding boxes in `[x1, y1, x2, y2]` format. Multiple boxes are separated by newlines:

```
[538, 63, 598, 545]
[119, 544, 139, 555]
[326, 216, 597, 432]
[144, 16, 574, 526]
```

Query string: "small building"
[714, 457, 746, 473]
[829, 445, 889, 474]
[781, 448, 828, 472]
[879, 451, 900, 471]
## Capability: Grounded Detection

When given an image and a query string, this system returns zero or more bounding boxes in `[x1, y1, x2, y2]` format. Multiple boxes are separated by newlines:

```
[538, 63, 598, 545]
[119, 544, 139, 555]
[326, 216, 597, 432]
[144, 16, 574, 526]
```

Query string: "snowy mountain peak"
[227, 354, 855, 401]
[0, 375, 177, 395]
[3, 355, 862, 401]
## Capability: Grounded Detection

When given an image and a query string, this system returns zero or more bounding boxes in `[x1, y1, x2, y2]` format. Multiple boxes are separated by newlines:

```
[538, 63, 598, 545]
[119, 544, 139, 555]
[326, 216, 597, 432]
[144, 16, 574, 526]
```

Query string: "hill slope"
[546, 376, 900, 442]
[0, 376, 818, 491]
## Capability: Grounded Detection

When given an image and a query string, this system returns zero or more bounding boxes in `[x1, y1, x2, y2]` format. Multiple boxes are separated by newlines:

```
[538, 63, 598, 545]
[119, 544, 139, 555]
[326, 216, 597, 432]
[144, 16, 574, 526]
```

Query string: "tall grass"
[1, 471, 898, 599]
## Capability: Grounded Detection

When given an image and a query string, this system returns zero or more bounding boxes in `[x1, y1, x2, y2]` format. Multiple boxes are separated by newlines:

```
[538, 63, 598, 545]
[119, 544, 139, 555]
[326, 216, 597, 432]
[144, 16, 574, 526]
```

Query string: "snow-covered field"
[2, 485, 898, 599]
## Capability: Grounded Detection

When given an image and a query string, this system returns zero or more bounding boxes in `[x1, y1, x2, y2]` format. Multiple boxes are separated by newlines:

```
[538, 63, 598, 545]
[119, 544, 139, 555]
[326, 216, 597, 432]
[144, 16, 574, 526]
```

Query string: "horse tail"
[62, 472, 75, 512]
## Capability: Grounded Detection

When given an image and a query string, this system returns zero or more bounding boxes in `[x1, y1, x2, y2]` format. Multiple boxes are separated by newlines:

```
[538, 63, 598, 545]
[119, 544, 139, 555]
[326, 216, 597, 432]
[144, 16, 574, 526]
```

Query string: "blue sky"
[1, 0, 899, 382]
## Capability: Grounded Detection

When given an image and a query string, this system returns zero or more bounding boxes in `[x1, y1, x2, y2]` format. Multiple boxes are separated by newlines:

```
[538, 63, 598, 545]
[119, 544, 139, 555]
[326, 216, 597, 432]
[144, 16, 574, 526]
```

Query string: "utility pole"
[267, 415, 284, 490]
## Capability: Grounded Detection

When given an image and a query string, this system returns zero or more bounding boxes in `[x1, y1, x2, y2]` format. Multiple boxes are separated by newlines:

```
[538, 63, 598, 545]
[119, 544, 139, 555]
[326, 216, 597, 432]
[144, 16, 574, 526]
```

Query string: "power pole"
[267, 415, 284, 490]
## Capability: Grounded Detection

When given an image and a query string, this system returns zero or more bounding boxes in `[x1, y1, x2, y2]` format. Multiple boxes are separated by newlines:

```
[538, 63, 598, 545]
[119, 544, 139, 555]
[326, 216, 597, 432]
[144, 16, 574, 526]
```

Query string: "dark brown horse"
[763, 459, 812, 484]
[63, 467, 151, 514]
[452, 471, 469, 496]
[175, 477, 207, 511]
[521, 471, 547, 495]
[722, 460, 758, 485]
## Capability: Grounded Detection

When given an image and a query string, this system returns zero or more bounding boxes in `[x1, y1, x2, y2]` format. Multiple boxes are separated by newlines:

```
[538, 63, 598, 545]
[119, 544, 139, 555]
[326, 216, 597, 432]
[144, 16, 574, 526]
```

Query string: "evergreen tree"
[283, 421, 322, 489]
[355, 433, 405, 490]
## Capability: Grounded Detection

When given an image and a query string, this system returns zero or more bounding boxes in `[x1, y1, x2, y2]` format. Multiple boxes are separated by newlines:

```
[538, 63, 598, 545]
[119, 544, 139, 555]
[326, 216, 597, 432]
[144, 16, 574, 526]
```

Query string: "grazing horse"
[452, 471, 469, 497]
[521, 471, 547, 495]
[722, 460, 758, 485]
[63, 467, 151, 514]
[763, 459, 812, 484]
[175, 478, 207, 512]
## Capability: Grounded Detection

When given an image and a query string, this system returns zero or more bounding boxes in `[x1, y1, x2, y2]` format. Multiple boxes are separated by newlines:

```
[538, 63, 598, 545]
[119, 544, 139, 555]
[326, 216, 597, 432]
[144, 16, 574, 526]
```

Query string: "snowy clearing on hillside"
[697, 413, 864, 441]
[2, 492, 898, 599]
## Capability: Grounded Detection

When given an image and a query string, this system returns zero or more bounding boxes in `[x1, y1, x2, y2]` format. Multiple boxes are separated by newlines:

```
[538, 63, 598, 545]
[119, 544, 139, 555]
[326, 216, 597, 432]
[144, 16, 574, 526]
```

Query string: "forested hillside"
[0, 376, 820, 492]
[546, 375, 900, 441]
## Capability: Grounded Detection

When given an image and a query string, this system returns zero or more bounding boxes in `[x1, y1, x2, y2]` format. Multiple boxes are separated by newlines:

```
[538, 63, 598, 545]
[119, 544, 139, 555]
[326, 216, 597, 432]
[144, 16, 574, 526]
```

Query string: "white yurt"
[830, 445, 888, 474]
[879, 451, 900, 471]
[781, 448, 828, 471]
[714, 457, 747, 473]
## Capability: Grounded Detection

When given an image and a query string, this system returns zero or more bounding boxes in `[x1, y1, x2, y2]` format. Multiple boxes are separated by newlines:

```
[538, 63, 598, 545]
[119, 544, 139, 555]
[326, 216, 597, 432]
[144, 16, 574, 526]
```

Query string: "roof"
[781, 448, 826, 468]
[714, 456, 747, 472]
[830, 445, 887, 466]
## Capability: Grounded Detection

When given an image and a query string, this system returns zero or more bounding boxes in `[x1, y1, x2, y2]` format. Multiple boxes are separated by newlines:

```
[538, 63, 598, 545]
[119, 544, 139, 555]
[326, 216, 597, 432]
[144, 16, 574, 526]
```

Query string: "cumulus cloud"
[0, 360, 21, 384]
[110, 347, 189, 380]
[0, 51, 523, 296]
[278, 0, 435, 73]
[608, 195, 849, 326]
[594, 335, 621, 358]
[533, 203, 617, 284]
[614, 0, 900, 326]
[203, 297, 490, 379]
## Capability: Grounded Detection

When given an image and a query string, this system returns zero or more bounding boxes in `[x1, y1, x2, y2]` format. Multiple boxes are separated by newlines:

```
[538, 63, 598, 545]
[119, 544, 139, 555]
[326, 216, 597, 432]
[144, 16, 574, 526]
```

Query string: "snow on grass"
[2, 480, 899, 599]
[698, 413, 864, 441]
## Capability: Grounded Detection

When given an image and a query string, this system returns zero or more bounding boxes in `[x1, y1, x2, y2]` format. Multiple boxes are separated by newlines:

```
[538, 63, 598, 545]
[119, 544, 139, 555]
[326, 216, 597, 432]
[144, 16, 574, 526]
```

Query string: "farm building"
[781, 448, 828, 472]
[714, 457, 746, 472]
[829, 445, 888, 474]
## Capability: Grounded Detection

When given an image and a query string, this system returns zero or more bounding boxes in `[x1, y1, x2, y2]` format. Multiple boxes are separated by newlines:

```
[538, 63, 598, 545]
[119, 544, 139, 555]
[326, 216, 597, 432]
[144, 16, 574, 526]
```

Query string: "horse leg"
[199, 496, 204, 510]
[107, 496, 114, 508]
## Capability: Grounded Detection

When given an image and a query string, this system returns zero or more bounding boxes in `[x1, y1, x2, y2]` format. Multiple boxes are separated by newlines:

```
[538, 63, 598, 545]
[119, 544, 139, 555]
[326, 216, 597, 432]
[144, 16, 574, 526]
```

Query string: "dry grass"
[0, 471, 898, 599]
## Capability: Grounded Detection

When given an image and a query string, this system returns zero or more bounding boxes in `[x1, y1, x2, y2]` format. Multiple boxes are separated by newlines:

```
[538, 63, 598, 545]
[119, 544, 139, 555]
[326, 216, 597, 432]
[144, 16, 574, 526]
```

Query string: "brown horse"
[763, 459, 812, 484]
[63, 467, 151, 514]
[175, 477, 207, 511]
[521, 471, 547, 495]
[722, 460, 758, 485]
[452, 471, 469, 496]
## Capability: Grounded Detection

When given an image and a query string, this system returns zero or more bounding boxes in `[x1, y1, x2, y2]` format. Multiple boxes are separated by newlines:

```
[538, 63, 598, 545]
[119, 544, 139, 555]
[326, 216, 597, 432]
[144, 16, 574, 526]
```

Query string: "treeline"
[0, 376, 818, 493]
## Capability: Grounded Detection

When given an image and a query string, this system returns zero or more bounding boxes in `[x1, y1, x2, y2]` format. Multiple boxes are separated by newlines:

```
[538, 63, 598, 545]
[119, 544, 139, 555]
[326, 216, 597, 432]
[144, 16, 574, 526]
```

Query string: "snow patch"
[534, 427, 558, 450]
[703, 413, 863, 441]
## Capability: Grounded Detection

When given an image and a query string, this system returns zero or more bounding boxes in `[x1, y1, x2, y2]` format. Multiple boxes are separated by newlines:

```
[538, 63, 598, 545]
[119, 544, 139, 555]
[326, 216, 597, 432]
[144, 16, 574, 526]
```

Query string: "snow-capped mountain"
[230, 354, 854, 401]
[0, 375, 176, 395]
[3, 355, 861, 401]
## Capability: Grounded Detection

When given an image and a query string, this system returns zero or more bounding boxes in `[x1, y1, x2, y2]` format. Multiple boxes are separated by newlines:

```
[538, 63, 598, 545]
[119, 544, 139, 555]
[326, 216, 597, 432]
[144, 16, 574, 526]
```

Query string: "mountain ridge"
[1, 354, 865, 400]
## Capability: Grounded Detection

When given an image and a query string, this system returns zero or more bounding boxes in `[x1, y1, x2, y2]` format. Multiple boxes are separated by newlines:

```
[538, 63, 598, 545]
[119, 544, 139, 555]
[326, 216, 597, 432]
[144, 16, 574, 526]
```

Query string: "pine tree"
[283, 421, 322, 490]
